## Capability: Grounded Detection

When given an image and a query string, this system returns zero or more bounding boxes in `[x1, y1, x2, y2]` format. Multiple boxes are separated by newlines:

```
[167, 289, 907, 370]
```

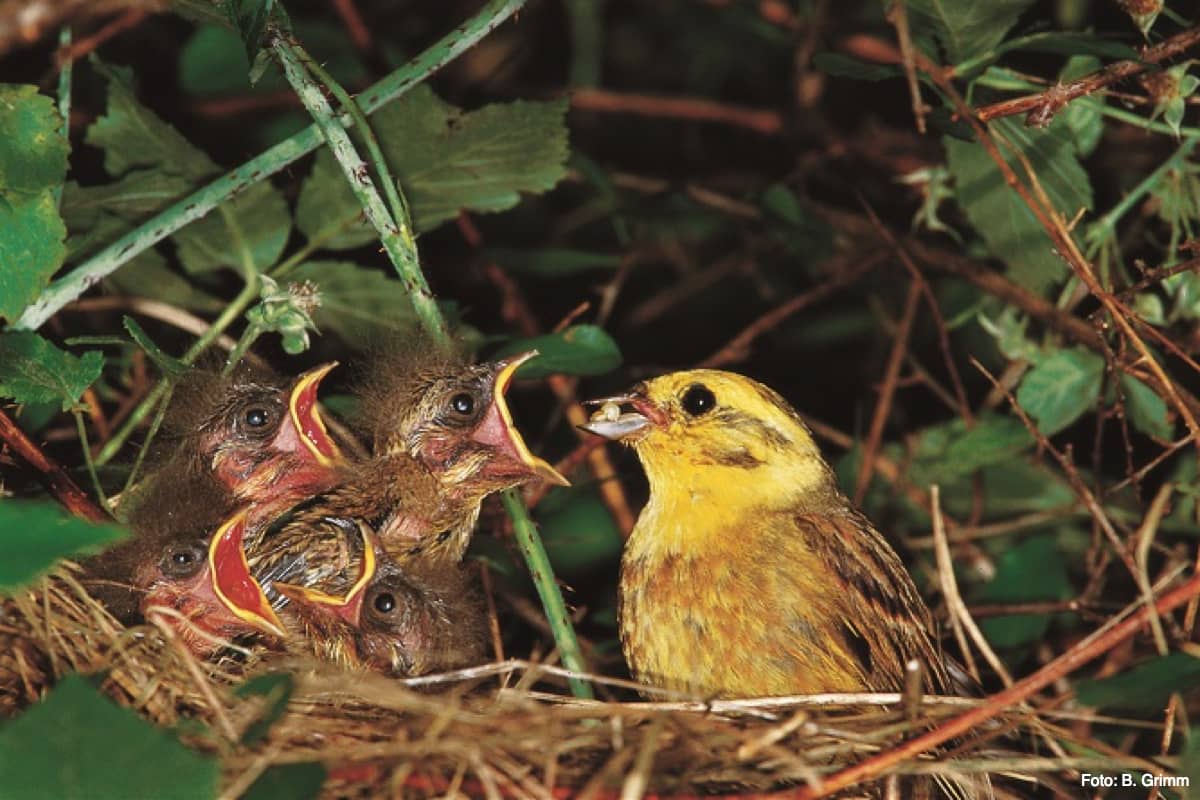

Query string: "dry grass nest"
[0, 566, 1161, 799]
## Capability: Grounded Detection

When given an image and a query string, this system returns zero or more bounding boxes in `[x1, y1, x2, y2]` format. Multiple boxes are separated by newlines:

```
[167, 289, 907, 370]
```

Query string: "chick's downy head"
[581, 369, 837, 508]
[361, 349, 566, 495]
[165, 362, 342, 499]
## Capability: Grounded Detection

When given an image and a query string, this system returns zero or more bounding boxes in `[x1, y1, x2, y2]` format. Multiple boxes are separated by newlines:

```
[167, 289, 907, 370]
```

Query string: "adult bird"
[582, 370, 988, 799]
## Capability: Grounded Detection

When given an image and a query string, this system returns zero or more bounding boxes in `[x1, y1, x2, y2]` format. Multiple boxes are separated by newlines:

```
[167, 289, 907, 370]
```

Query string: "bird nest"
[0, 567, 1094, 798]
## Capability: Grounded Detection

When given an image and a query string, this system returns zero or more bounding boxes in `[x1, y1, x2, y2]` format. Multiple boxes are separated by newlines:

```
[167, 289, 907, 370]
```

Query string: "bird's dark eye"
[373, 592, 396, 614]
[160, 542, 205, 578]
[244, 407, 270, 428]
[681, 384, 716, 417]
[449, 392, 475, 416]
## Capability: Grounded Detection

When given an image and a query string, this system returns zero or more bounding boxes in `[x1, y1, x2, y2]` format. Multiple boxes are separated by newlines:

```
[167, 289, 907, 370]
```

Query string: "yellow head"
[582, 370, 838, 512]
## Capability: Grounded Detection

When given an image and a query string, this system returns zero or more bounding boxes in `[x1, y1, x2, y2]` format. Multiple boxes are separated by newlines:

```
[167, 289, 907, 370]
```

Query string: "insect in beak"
[288, 361, 343, 467]
[208, 510, 286, 638]
[471, 350, 570, 486]
[579, 390, 663, 441]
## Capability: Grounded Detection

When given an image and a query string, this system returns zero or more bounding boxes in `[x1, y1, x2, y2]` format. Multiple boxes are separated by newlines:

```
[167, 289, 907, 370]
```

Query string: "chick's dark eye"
[161, 543, 204, 577]
[373, 592, 396, 614]
[449, 392, 475, 416]
[244, 407, 270, 428]
[681, 384, 716, 417]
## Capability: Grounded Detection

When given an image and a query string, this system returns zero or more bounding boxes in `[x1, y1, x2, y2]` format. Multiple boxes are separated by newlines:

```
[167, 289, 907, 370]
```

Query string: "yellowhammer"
[582, 369, 956, 698]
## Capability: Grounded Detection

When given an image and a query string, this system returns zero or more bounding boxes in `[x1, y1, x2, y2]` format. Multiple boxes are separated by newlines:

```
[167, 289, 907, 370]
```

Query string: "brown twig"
[883, 1, 926, 134]
[792, 568, 1200, 798]
[854, 280, 920, 504]
[55, 7, 148, 65]
[570, 88, 784, 136]
[974, 25, 1200, 126]
[0, 406, 108, 523]
[699, 252, 885, 369]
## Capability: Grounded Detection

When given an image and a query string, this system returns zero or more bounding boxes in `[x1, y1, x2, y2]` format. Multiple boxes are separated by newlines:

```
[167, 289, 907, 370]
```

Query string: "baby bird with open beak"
[268, 519, 486, 676]
[83, 362, 343, 651]
[352, 348, 569, 562]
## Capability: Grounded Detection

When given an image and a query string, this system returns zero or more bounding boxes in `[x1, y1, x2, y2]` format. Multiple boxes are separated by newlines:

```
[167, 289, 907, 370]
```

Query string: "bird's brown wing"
[793, 511, 951, 694]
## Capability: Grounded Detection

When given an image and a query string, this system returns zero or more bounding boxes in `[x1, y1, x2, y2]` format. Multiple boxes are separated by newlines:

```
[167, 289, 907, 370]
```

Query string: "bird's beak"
[208, 510, 286, 638]
[471, 351, 570, 487]
[272, 526, 378, 627]
[579, 390, 663, 441]
[288, 362, 343, 467]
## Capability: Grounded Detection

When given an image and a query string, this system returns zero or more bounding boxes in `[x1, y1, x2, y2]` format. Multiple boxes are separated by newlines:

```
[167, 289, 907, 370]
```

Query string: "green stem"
[271, 35, 450, 348]
[54, 27, 72, 209]
[299, 53, 415, 241]
[500, 490, 595, 699]
[120, 385, 173, 496]
[223, 323, 264, 374]
[74, 410, 112, 514]
[16, 0, 529, 332]
[1088, 134, 1198, 251]
[94, 273, 262, 466]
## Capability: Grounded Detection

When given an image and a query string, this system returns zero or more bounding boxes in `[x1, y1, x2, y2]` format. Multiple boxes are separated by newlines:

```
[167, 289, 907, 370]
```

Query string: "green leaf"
[1120, 374, 1172, 440]
[536, 487, 623, 576]
[1016, 348, 1104, 435]
[1182, 727, 1200, 796]
[123, 317, 187, 378]
[0, 332, 104, 412]
[976, 534, 1073, 649]
[909, 414, 1035, 485]
[0, 85, 68, 194]
[907, 0, 1035, 64]
[946, 118, 1093, 292]
[495, 325, 622, 379]
[174, 181, 291, 273]
[103, 253, 224, 313]
[242, 763, 325, 800]
[485, 248, 622, 277]
[0, 501, 126, 592]
[223, 0, 276, 61]
[996, 32, 1139, 61]
[296, 85, 570, 246]
[86, 59, 217, 181]
[288, 260, 418, 348]
[811, 53, 904, 81]
[1076, 652, 1200, 713]
[234, 672, 294, 746]
[0, 673, 216, 799]
[1060, 57, 1104, 158]
[0, 85, 68, 324]
[0, 191, 66, 324]
[179, 25, 254, 95]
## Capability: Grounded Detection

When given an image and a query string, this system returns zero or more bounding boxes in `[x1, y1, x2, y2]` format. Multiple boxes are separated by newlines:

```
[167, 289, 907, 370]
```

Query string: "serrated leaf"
[536, 487, 623, 576]
[976, 534, 1073, 649]
[174, 181, 290, 273]
[1120, 374, 1172, 440]
[946, 118, 1093, 291]
[242, 763, 325, 800]
[495, 325, 622, 379]
[1016, 348, 1104, 435]
[486, 248, 622, 277]
[296, 85, 569, 246]
[907, 0, 1035, 64]
[288, 260, 418, 348]
[0, 191, 66, 324]
[86, 59, 216, 181]
[0, 84, 68, 324]
[0, 673, 215, 799]
[0, 502, 127, 592]
[0, 332, 104, 411]
[0, 84, 68, 194]
[1076, 652, 1200, 713]
[1061, 57, 1104, 158]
